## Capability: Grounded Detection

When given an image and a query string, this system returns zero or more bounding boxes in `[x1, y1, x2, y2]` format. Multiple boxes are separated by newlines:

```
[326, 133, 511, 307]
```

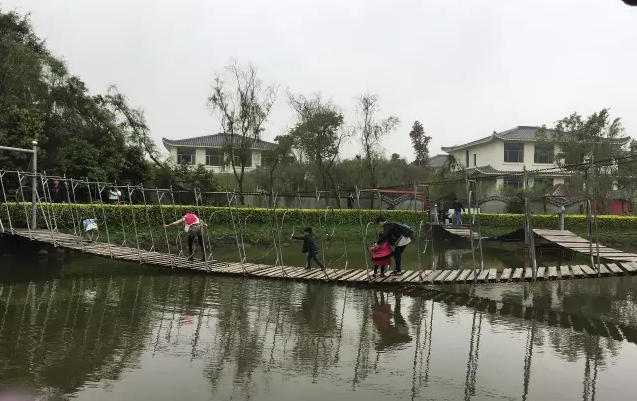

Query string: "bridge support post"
[31, 140, 37, 229]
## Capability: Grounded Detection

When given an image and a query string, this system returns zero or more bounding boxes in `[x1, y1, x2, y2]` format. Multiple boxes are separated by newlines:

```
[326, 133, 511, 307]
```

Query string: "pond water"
[1, 243, 637, 400]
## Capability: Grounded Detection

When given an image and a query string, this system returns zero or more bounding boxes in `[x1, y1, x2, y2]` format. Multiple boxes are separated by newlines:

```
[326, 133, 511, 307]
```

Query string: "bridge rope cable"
[94, 181, 113, 257]
[139, 184, 155, 254]
[155, 188, 173, 267]
[193, 187, 211, 269]
[168, 186, 185, 262]
[354, 186, 371, 282]
[225, 191, 248, 274]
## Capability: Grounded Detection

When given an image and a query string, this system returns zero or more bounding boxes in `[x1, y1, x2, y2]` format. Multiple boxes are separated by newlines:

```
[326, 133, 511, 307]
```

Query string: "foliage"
[6, 202, 636, 236]
[537, 109, 629, 212]
[207, 62, 277, 201]
[288, 93, 346, 194]
[409, 121, 431, 167]
[0, 9, 153, 183]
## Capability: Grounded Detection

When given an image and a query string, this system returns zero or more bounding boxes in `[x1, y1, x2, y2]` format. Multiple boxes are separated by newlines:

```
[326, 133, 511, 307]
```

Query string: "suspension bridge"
[2, 170, 637, 286]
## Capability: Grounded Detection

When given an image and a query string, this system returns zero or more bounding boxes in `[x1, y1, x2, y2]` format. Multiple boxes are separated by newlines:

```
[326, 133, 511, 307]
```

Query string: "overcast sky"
[4, 0, 637, 160]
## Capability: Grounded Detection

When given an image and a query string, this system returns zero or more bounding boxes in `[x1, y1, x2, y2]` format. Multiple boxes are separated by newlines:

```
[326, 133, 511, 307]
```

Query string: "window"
[465, 149, 469, 166]
[176, 148, 195, 165]
[205, 149, 221, 166]
[261, 151, 275, 167]
[504, 142, 524, 163]
[473, 153, 477, 166]
[534, 144, 554, 164]
[503, 175, 523, 189]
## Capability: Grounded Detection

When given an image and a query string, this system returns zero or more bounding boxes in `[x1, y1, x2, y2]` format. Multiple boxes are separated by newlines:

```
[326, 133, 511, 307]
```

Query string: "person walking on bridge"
[165, 213, 207, 262]
[452, 199, 464, 225]
[375, 216, 413, 276]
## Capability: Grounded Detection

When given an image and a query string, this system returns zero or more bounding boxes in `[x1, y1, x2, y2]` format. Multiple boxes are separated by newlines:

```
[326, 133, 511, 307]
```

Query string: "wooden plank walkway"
[8, 229, 637, 286]
[533, 229, 637, 263]
[439, 225, 486, 240]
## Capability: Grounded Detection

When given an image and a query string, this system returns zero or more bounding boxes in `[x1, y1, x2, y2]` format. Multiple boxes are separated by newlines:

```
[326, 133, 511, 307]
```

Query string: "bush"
[2, 202, 636, 233]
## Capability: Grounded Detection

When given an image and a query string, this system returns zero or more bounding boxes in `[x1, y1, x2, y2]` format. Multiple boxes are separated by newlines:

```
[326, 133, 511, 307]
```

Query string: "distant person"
[292, 227, 325, 270]
[82, 218, 98, 242]
[165, 213, 207, 262]
[375, 216, 413, 275]
[370, 233, 392, 278]
[108, 187, 122, 204]
[347, 192, 355, 209]
[50, 180, 64, 203]
[452, 199, 464, 225]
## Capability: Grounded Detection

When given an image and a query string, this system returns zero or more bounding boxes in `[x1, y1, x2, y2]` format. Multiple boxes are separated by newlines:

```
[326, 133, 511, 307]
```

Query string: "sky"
[3, 0, 637, 160]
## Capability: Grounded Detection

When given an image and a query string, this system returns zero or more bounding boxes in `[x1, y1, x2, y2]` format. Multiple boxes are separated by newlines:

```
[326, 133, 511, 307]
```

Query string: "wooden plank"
[444, 270, 462, 282]
[598, 264, 611, 276]
[500, 268, 512, 281]
[606, 263, 624, 275]
[433, 270, 452, 283]
[424, 270, 443, 282]
[343, 270, 367, 282]
[406, 271, 428, 282]
[536, 267, 545, 280]
[618, 262, 636, 273]
[455, 269, 472, 282]
[512, 268, 524, 281]
[548, 266, 558, 279]
[331, 269, 355, 280]
[559, 265, 571, 279]
[477, 269, 489, 282]
[488, 268, 498, 282]
[400, 270, 424, 282]
[337, 270, 361, 282]
[570, 265, 585, 278]
[579, 264, 596, 276]
[523, 267, 533, 280]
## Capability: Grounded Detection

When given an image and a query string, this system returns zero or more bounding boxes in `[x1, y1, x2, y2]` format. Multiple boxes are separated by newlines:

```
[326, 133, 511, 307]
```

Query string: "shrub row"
[1, 202, 636, 232]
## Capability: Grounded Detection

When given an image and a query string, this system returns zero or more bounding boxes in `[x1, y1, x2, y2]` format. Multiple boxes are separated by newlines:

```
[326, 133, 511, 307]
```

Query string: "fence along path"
[10, 229, 637, 285]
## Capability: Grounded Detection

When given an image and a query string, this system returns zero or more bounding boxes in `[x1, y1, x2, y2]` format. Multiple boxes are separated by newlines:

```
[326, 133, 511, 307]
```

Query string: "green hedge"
[1, 202, 636, 232]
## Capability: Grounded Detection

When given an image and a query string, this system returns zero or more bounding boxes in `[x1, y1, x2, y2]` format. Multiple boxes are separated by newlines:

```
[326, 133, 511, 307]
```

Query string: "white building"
[162, 133, 278, 173]
[441, 126, 571, 191]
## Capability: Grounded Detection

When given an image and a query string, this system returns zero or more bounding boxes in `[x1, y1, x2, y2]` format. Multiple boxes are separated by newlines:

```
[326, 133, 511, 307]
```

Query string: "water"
[1, 244, 637, 400]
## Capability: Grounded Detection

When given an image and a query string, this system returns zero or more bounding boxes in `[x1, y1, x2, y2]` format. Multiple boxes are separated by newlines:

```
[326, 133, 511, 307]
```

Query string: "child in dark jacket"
[292, 227, 325, 270]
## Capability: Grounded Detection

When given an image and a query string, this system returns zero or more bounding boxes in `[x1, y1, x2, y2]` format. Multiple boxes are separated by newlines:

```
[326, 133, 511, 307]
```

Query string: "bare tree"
[355, 93, 399, 207]
[208, 62, 277, 203]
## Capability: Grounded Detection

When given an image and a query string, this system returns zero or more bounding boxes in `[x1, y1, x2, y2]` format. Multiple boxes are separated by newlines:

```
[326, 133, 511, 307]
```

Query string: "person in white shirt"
[164, 213, 207, 262]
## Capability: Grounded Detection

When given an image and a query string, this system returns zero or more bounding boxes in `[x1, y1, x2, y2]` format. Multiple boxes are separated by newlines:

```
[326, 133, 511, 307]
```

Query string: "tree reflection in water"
[1, 254, 637, 399]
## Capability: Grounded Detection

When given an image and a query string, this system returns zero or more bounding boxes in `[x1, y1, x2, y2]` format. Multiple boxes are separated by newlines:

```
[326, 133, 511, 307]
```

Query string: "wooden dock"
[533, 229, 637, 263]
[8, 229, 637, 286]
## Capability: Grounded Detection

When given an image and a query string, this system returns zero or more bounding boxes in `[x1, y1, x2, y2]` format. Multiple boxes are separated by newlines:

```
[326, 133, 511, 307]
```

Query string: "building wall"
[166, 145, 263, 173]
[451, 140, 559, 172]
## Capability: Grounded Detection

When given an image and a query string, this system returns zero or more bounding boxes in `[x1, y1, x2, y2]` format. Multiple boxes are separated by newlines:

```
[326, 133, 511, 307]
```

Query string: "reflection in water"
[0, 252, 636, 400]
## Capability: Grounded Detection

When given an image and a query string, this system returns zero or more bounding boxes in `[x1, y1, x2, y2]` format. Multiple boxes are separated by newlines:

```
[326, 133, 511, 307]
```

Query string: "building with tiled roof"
[440, 126, 630, 212]
[162, 133, 278, 172]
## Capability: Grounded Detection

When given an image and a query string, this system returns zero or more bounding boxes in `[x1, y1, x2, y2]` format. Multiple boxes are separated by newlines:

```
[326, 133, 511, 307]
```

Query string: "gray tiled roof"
[442, 125, 629, 152]
[428, 154, 449, 168]
[162, 133, 277, 150]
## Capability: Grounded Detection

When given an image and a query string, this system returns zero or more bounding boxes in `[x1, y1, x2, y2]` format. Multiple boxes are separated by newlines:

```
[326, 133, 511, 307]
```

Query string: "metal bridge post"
[31, 140, 37, 229]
